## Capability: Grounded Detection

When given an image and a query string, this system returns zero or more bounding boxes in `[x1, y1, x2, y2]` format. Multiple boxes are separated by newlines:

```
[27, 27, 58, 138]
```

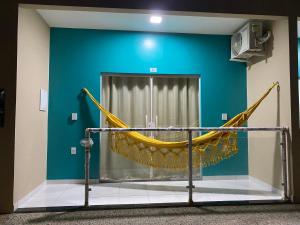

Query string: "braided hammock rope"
[83, 82, 278, 170]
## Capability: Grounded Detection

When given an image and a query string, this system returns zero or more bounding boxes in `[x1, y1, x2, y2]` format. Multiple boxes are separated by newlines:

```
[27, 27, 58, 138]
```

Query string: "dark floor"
[1, 204, 300, 225]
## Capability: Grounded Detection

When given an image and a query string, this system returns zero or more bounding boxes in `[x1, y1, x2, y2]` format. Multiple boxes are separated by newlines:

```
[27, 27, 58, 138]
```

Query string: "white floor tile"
[148, 195, 187, 203]
[119, 195, 150, 204]
[18, 196, 65, 208]
[90, 186, 119, 197]
[17, 177, 283, 208]
[90, 196, 119, 205]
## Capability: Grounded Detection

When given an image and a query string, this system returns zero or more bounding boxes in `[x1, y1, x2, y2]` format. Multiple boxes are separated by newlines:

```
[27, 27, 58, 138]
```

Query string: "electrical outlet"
[71, 147, 76, 155]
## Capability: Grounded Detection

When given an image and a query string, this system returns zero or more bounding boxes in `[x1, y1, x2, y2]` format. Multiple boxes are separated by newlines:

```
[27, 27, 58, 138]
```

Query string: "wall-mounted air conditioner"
[231, 21, 271, 63]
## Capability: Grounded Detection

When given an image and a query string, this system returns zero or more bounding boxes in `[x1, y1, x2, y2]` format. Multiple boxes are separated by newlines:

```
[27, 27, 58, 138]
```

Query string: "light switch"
[221, 113, 228, 121]
[71, 113, 78, 121]
[71, 147, 76, 155]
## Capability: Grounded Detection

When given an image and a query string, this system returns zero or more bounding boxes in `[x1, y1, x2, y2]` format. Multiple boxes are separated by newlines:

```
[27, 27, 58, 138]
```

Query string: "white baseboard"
[202, 175, 249, 180]
[46, 179, 99, 184]
[202, 175, 282, 194]
[14, 181, 46, 211]
[248, 176, 282, 194]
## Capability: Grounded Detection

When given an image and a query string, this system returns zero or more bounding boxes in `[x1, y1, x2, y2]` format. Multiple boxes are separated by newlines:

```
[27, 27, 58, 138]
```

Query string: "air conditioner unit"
[231, 21, 267, 62]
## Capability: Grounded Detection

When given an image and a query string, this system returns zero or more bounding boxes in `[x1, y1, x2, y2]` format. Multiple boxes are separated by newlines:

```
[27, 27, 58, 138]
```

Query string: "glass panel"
[193, 130, 283, 203]
[91, 130, 189, 205]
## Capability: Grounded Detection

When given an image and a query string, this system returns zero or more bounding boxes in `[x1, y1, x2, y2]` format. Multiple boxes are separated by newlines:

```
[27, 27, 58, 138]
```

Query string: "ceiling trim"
[21, 4, 286, 21]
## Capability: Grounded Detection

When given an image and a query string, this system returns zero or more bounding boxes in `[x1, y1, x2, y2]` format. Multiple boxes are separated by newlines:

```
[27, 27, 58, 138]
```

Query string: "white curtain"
[152, 77, 200, 179]
[100, 75, 200, 181]
[101, 75, 151, 180]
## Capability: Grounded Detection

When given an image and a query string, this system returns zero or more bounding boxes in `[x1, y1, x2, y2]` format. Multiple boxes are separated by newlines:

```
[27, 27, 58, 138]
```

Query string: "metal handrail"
[82, 126, 289, 207]
[86, 126, 287, 133]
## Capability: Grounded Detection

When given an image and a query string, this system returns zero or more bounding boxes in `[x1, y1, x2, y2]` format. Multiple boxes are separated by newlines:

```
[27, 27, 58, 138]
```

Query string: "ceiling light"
[150, 16, 162, 24]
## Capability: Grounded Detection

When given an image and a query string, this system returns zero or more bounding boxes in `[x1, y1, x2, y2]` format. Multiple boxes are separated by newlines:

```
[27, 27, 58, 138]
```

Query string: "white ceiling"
[37, 9, 249, 35]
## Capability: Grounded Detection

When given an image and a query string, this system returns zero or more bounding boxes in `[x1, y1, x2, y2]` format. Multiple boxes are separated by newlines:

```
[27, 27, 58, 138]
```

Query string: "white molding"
[248, 176, 282, 194]
[46, 179, 99, 184]
[202, 175, 249, 180]
[14, 181, 46, 211]
[202, 175, 282, 195]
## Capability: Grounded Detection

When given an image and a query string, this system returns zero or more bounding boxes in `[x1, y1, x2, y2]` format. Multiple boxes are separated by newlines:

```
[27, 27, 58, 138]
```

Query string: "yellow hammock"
[82, 82, 279, 170]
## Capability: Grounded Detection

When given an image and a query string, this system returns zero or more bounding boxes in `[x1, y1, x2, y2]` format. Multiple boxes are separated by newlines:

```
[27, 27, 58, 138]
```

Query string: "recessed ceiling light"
[150, 16, 162, 24]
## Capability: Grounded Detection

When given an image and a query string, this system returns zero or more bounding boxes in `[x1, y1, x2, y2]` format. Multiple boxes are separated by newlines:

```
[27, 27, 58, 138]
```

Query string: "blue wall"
[48, 28, 247, 179]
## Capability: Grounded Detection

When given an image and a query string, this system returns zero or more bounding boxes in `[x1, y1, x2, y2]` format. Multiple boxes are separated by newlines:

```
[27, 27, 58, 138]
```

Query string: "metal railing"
[80, 126, 289, 207]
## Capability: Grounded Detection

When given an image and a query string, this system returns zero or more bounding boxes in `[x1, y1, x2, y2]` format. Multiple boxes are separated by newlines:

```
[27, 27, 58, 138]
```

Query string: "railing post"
[187, 130, 194, 204]
[84, 130, 91, 207]
[280, 129, 288, 200]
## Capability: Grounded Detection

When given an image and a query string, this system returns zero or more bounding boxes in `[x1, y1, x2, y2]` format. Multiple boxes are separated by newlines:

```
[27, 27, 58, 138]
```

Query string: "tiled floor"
[17, 177, 283, 209]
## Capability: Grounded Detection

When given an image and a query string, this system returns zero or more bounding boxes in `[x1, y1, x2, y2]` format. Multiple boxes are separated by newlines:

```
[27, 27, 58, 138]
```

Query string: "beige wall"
[247, 19, 291, 189]
[14, 7, 49, 206]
